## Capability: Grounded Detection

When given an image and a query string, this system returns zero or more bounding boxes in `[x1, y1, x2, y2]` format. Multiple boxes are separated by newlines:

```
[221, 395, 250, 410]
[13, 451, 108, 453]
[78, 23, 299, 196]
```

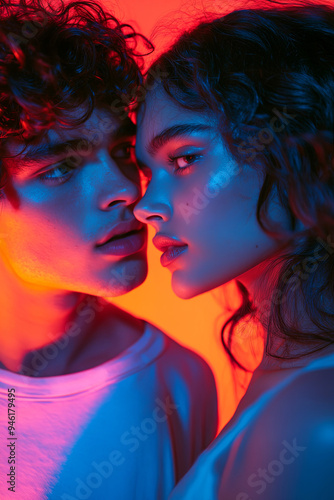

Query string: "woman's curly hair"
[146, 3, 334, 369]
[0, 0, 152, 190]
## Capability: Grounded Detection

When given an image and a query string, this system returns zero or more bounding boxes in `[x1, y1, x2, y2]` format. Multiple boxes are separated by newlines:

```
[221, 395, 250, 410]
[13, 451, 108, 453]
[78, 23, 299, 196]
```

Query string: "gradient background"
[105, 0, 264, 430]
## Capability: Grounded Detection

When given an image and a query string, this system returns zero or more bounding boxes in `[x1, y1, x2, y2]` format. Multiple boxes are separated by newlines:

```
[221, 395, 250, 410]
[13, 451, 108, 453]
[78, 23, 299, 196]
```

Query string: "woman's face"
[134, 86, 289, 299]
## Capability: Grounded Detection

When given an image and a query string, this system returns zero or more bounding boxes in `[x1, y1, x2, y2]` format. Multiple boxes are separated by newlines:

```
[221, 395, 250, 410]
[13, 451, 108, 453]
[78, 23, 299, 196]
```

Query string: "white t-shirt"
[0, 322, 217, 500]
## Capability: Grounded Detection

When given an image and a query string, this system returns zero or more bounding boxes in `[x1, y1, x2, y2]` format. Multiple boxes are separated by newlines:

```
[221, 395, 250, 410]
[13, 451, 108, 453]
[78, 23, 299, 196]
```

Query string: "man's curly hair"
[0, 0, 152, 190]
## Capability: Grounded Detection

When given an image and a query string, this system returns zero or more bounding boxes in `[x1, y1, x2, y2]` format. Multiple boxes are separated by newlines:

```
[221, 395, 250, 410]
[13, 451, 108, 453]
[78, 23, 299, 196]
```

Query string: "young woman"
[134, 3, 334, 498]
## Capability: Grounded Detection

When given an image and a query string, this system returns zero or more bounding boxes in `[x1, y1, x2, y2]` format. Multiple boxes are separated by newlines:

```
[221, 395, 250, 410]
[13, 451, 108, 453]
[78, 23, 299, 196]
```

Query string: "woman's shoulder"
[248, 363, 334, 445]
[170, 364, 334, 500]
[261, 363, 334, 425]
[210, 366, 334, 499]
[239, 366, 334, 499]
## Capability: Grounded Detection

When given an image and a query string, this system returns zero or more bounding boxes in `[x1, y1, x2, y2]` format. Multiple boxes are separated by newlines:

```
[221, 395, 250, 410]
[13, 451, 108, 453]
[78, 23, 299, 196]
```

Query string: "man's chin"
[103, 256, 148, 297]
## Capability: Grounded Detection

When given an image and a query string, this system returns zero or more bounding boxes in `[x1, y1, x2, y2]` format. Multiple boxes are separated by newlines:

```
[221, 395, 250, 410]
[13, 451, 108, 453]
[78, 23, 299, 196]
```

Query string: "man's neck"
[0, 290, 90, 374]
[0, 258, 144, 376]
[0, 256, 97, 373]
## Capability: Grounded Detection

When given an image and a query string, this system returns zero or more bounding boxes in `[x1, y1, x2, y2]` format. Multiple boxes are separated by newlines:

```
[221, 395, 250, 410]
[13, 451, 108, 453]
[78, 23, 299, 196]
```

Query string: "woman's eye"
[38, 162, 75, 184]
[168, 154, 202, 174]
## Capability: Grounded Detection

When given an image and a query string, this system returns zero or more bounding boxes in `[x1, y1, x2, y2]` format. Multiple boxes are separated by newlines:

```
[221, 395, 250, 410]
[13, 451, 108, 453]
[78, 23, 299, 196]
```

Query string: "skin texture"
[134, 86, 288, 301]
[0, 106, 147, 373]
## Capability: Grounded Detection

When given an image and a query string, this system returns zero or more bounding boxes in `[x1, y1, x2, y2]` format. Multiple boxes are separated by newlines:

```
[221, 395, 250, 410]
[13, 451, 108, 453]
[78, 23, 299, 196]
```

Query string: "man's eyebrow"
[6, 119, 137, 172]
[18, 139, 87, 165]
[147, 124, 213, 156]
[4, 138, 86, 174]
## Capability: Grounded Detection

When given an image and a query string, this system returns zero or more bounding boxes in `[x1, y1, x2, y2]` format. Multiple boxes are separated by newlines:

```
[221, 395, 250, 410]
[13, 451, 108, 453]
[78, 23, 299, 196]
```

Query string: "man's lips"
[95, 220, 146, 257]
[96, 220, 144, 247]
[152, 234, 188, 267]
[95, 227, 146, 256]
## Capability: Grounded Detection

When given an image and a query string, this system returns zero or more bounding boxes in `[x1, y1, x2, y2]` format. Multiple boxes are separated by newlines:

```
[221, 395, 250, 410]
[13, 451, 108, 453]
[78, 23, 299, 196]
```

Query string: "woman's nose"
[134, 198, 172, 224]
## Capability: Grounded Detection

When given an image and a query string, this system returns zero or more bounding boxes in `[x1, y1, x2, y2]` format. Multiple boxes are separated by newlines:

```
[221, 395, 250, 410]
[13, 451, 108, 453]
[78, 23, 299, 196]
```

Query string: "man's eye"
[111, 143, 135, 161]
[38, 162, 75, 184]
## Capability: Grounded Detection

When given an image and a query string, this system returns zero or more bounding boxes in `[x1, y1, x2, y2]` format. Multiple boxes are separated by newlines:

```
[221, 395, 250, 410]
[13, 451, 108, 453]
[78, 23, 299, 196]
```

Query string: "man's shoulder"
[97, 304, 216, 396]
[145, 322, 218, 446]
[147, 322, 214, 380]
[146, 322, 217, 410]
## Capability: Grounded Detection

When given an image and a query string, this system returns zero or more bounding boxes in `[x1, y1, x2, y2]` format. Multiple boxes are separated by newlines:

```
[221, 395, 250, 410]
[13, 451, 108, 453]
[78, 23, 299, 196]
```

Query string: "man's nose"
[94, 153, 141, 210]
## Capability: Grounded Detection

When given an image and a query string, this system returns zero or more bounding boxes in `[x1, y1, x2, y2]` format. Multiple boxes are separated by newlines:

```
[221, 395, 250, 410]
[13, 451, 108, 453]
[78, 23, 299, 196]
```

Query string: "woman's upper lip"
[152, 234, 188, 252]
[96, 220, 144, 247]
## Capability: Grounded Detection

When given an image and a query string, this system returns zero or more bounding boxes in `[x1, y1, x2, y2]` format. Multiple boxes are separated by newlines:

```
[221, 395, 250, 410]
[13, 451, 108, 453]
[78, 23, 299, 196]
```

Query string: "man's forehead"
[45, 109, 136, 144]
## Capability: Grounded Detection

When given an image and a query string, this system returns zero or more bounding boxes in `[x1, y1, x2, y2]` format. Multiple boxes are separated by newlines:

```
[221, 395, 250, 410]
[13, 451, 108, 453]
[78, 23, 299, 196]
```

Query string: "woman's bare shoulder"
[169, 366, 334, 500]
[263, 365, 334, 421]
[237, 367, 334, 500]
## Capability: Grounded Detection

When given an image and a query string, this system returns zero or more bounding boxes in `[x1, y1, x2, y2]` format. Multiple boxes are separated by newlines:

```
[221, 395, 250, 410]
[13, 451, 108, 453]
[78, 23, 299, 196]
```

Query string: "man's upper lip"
[96, 220, 144, 247]
[152, 234, 187, 252]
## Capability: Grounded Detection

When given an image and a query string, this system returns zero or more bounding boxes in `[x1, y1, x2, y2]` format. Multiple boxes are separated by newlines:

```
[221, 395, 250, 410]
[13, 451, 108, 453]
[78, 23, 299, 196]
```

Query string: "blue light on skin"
[0, 106, 147, 373]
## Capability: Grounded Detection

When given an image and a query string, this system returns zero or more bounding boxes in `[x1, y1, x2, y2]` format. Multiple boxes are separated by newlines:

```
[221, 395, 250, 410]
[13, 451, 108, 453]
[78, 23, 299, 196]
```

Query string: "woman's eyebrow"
[147, 123, 212, 156]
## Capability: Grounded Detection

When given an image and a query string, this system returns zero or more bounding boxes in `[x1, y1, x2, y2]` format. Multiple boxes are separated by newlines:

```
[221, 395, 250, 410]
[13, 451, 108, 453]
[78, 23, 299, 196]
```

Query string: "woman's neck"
[237, 255, 334, 371]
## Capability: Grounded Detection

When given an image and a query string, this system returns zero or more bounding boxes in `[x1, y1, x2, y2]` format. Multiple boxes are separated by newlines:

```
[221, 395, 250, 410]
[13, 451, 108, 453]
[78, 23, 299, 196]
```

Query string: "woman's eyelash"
[167, 154, 202, 173]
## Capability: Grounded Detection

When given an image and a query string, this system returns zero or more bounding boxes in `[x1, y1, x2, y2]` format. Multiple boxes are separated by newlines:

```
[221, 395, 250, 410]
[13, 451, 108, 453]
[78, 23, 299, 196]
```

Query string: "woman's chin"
[171, 269, 233, 300]
[171, 272, 205, 300]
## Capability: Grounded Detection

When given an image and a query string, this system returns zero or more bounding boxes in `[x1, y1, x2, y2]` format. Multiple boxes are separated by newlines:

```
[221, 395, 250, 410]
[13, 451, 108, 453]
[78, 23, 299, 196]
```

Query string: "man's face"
[0, 107, 147, 296]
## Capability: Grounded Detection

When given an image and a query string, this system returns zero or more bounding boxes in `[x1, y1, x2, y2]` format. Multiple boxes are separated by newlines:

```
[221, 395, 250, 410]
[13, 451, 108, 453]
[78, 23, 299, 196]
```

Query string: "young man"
[0, 1, 217, 499]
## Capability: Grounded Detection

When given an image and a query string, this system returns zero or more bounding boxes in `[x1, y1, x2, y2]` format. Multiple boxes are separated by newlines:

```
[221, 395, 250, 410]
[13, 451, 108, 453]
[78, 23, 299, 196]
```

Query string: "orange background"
[105, 0, 263, 430]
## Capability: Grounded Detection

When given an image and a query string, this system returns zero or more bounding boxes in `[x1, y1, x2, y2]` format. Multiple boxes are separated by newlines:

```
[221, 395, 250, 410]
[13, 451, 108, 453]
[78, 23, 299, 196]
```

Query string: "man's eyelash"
[38, 162, 76, 183]
[37, 141, 136, 185]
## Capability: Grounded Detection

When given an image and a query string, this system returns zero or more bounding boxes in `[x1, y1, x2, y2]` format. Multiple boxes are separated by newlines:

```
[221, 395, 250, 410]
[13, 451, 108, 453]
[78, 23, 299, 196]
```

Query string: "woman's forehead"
[136, 86, 217, 144]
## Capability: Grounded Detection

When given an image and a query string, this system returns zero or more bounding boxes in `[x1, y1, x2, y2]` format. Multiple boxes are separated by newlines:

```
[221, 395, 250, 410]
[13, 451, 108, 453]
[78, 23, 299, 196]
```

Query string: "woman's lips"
[95, 228, 146, 256]
[152, 235, 188, 267]
[160, 245, 188, 267]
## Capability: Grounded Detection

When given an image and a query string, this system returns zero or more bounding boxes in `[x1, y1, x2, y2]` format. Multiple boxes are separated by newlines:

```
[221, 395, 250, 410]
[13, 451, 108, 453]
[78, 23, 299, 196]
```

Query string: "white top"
[169, 350, 334, 500]
[0, 322, 217, 500]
